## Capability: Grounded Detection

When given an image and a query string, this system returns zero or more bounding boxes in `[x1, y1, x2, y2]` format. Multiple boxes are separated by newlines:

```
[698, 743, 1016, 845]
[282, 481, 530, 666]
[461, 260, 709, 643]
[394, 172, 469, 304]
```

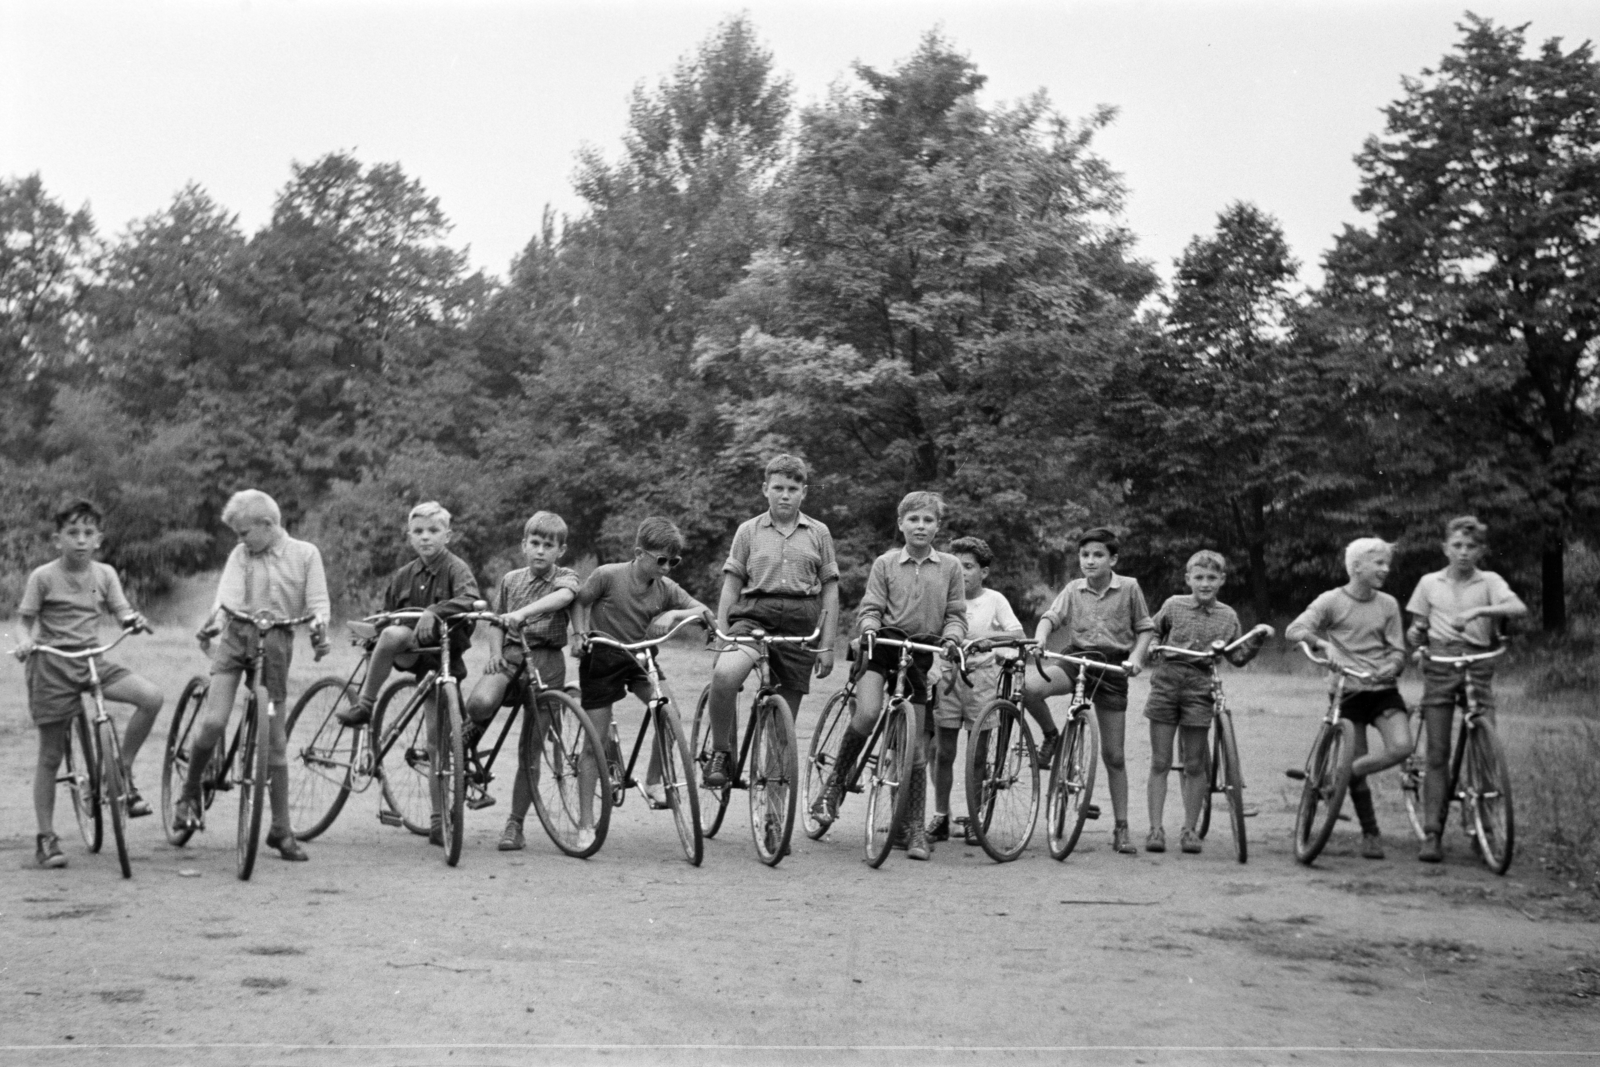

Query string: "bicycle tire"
[748, 695, 799, 867]
[376, 678, 431, 836]
[964, 700, 1039, 863]
[65, 710, 102, 852]
[1401, 710, 1428, 841]
[283, 676, 359, 840]
[1215, 709, 1247, 864]
[97, 718, 132, 878]
[524, 689, 611, 858]
[1046, 708, 1099, 861]
[803, 687, 854, 839]
[864, 704, 913, 868]
[655, 704, 704, 866]
[690, 685, 731, 839]
[235, 693, 267, 881]
[162, 676, 210, 846]
[436, 684, 466, 867]
[1464, 722, 1514, 875]
[1293, 719, 1354, 865]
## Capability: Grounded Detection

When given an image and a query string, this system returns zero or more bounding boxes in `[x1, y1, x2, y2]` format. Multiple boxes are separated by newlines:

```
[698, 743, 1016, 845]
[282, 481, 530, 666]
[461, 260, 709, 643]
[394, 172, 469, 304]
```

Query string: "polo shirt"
[19, 559, 134, 648]
[1406, 568, 1518, 650]
[857, 547, 966, 643]
[578, 562, 698, 644]
[723, 511, 840, 598]
[1041, 574, 1154, 654]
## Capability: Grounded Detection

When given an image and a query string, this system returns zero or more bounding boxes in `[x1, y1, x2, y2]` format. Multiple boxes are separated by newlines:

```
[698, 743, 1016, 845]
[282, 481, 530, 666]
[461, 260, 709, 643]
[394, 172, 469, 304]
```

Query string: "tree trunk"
[1250, 537, 1269, 627]
[1541, 531, 1566, 633]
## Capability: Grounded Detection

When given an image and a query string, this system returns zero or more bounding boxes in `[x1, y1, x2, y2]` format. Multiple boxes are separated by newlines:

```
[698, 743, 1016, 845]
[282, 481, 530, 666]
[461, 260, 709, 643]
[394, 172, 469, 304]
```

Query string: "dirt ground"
[3, 625, 1598, 1067]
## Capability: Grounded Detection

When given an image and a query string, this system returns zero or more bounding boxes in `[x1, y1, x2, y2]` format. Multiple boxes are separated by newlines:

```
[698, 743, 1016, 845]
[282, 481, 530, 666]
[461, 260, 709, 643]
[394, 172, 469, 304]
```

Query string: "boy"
[704, 455, 840, 789]
[462, 511, 581, 850]
[176, 490, 329, 861]
[16, 499, 163, 868]
[571, 517, 714, 806]
[1286, 536, 1411, 859]
[1143, 550, 1262, 854]
[1405, 516, 1526, 863]
[1020, 527, 1154, 855]
[809, 491, 966, 861]
[927, 536, 1023, 845]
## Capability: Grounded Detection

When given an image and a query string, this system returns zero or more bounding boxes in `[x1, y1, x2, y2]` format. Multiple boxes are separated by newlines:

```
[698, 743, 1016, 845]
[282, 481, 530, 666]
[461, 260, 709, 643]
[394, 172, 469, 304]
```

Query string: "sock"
[830, 728, 870, 790]
[1349, 778, 1380, 836]
[268, 764, 291, 836]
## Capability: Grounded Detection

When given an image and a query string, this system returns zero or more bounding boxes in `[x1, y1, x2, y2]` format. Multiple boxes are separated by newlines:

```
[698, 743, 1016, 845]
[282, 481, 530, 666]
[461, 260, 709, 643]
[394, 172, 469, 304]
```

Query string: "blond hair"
[408, 500, 452, 528]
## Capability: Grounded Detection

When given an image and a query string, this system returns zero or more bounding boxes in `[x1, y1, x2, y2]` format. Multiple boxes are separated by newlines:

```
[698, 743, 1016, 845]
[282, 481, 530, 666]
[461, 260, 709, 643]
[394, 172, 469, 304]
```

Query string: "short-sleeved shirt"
[1285, 587, 1406, 694]
[19, 560, 132, 648]
[723, 512, 840, 598]
[856, 547, 967, 643]
[382, 551, 481, 664]
[578, 562, 698, 644]
[1406, 568, 1518, 650]
[1151, 595, 1241, 675]
[963, 587, 1022, 669]
[1041, 574, 1154, 654]
[495, 565, 580, 649]
[212, 532, 331, 626]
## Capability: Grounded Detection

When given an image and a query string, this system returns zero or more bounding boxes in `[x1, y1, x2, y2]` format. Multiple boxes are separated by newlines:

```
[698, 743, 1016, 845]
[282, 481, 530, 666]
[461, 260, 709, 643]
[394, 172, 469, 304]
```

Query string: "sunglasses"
[652, 553, 683, 569]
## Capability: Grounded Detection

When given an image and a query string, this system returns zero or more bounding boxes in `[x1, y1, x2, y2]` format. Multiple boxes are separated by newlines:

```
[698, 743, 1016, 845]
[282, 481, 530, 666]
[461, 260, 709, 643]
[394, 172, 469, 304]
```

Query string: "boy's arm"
[201, 546, 246, 643]
[1124, 583, 1155, 675]
[1033, 585, 1070, 648]
[940, 562, 967, 648]
[714, 572, 743, 633]
[429, 556, 482, 619]
[569, 572, 602, 648]
[1284, 596, 1329, 653]
[102, 566, 143, 629]
[1457, 574, 1528, 631]
[304, 546, 331, 657]
[1374, 600, 1407, 682]
[1404, 578, 1432, 646]
[506, 587, 577, 625]
[13, 612, 40, 659]
[814, 578, 840, 678]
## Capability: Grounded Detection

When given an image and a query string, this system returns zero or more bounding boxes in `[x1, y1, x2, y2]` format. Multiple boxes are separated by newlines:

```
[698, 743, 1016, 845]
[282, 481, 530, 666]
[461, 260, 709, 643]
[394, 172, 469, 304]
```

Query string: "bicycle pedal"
[1084, 804, 1101, 821]
[467, 793, 497, 811]
[377, 808, 404, 827]
[1284, 768, 1307, 780]
[405, 747, 430, 771]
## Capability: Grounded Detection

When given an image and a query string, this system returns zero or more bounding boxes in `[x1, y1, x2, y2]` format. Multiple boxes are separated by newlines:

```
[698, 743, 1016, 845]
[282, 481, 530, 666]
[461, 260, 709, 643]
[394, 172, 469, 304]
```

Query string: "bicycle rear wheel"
[748, 695, 799, 866]
[1401, 710, 1428, 841]
[1293, 720, 1354, 865]
[283, 676, 359, 840]
[235, 695, 268, 880]
[65, 710, 102, 852]
[436, 685, 466, 867]
[377, 679, 431, 836]
[964, 700, 1039, 863]
[97, 718, 132, 878]
[655, 705, 703, 866]
[1215, 709, 1247, 864]
[803, 687, 854, 839]
[524, 690, 611, 858]
[1046, 708, 1099, 861]
[864, 705, 912, 868]
[1464, 723, 1514, 875]
[162, 676, 209, 846]
[690, 685, 731, 839]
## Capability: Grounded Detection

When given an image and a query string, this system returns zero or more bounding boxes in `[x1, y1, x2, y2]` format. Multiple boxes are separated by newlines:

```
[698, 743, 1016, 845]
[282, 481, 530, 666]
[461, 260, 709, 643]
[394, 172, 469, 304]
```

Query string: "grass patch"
[1506, 715, 1600, 897]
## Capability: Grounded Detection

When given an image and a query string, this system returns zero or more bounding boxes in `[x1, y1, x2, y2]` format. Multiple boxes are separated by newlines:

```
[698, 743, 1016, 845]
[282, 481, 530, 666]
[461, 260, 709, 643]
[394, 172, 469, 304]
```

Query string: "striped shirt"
[857, 547, 966, 643]
[1151, 595, 1241, 673]
[723, 511, 840, 597]
[495, 565, 581, 649]
[1041, 574, 1154, 654]
[212, 532, 330, 627]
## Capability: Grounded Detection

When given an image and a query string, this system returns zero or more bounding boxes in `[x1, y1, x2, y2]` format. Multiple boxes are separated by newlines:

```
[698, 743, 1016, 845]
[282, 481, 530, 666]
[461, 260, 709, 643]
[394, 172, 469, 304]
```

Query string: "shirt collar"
[895, 546, 943, 566]
[1436, 567, 1485, 587]
[1079, 573, 1124, 596]
[249, 531, 288, 560]
[758, 511, 811, 530]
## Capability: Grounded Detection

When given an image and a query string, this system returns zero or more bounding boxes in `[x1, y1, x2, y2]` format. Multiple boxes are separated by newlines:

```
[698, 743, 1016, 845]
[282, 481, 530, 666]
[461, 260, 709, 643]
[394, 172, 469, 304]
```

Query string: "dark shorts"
[1062, 647, 1130, 715]
[579, 645, 651, 710]
[1340, 687, 1407, 727]
[211, 620, 293, 705]
[729, 594, 823, 695]
[861, 629, 934, 707]
[1143, 665, 1214, 727]
[26, 653, 133, 726]
[499, 647, 567, 708]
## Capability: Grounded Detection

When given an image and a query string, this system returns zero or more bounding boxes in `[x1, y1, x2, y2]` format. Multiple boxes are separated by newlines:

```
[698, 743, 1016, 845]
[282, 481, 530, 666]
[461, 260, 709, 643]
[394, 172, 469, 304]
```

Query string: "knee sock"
[904, 768, 927, 834]
[1349, 777, 1380, 836]
[268, 764, 291, 836]
[831, 728, 870, 790]
[183, 726, 221, 798]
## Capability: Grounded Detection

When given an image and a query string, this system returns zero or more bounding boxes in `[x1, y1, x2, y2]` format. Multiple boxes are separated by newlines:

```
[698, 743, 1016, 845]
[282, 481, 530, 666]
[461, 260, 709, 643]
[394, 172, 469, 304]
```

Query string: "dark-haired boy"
[15, 500, 163, 867]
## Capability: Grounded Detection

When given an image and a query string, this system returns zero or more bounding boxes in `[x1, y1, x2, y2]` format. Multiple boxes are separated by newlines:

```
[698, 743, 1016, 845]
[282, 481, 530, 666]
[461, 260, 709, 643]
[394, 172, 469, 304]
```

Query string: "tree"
[1323, 16, 1600, 630]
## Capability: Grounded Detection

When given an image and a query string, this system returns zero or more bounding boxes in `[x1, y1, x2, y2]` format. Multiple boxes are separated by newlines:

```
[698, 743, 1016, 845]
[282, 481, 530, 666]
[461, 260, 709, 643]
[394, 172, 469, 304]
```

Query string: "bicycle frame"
[1415, 646, 1509, 852]
[709, 625, 822, 789]
[587, 616, 701, 803]
[841, 630, 954, 789]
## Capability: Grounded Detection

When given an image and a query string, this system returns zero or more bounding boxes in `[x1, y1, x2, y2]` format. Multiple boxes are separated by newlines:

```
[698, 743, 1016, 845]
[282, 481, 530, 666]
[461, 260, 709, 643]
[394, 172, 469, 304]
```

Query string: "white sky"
[3, 0, 1596, 287]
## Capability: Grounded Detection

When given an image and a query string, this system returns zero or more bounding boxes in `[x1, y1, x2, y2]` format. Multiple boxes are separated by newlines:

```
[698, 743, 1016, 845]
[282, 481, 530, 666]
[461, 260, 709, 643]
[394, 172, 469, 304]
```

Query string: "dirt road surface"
[3, 631, 1597, 1066]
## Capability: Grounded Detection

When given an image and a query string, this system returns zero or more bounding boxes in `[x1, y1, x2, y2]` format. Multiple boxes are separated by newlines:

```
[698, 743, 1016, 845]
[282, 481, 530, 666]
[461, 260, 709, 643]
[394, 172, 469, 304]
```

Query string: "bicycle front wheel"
[1293, 720, 1354, 866]
[1464, 722, 1514, 875]
[66, 710, 102, 852]
[376, 678, 431, 836]
[655, 705, 703, 866]
[864, 705, 912, 869]
[235, 695, 268, 881]
[690, 685, 731, 839]
[1401, 710, 1428, 841]
[97, 718, 132, 878]
[162, 676, 209, 846]
[524, 690, 611, 858]
[803, 687, 854, 839]
[965, 700, 1039, 863]
[1215, 710, 1247, 864]
[284, 676, 359, 840]
[1046, 708, 1099, 861]
[436, 685, 466, 867]
[748, 695, 798, 866]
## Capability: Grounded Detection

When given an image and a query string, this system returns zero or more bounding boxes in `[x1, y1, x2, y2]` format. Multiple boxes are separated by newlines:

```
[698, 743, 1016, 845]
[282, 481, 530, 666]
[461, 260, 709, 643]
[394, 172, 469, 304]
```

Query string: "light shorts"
[1142, 666, 1215, 728]
[210, 619, 295, 705]
[26, 653, 132, 726]
[933, 661, 1002, 730]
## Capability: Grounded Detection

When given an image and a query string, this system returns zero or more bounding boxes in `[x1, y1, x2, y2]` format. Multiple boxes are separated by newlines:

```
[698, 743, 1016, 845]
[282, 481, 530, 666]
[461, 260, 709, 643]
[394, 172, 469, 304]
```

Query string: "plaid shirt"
[723, 511, 840, 597]
[1041, 574, 1154, 654]
[495, 565, 580, 649]
[1151, 595, 1241, 674]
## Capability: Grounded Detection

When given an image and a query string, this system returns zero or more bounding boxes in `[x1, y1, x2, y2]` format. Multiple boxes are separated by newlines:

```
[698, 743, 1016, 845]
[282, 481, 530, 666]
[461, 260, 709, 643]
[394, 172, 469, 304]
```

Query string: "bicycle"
[1149, 623, 1274, 865]
[961, 636, 1041, 863]
[1035, 649, 1126, 861]
[20, 624, 148, 878]
[161, 606, 316, 880]
[1399, 646, 1513, 874]
[583, 616, 707, 866]
[692, 625, 821, 866]
[1288, 641, 1366, 865]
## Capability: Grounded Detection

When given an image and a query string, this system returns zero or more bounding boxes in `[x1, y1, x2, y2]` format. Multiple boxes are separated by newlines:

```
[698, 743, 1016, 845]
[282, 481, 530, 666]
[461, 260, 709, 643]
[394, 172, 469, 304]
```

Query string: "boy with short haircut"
[1020, 526, 1154, 855]
[463, 511, 581, 851]
[810, 491, 966, 861]
[1404, 516, 1526, 863]
[927, 536, 1023, 845]
[176, 489, 329, 860]
[1143, 550, 1263, 855]
[1286, 536, 1412, 859]
[572, 517, 715, 806]
[15, 499, 163, 868]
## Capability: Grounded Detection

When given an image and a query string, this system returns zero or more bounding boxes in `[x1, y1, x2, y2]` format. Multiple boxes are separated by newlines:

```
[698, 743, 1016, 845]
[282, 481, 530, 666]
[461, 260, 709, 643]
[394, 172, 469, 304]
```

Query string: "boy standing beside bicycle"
[16, 499, 163, 869]
[1404, 516, 1526, 863]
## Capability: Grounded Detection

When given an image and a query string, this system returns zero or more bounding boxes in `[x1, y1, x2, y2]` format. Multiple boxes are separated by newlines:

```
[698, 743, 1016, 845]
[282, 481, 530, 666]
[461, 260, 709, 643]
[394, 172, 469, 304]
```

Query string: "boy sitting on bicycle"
[810, 491, 965, 861]
[463, 511, 581, 851]
[1020, 526, 1153, 855]
[1404, 516, 1526, 863]
[15, 499, 162, 869]
[177, 490, 329, 860]
[704, 454, 840, 789]
[1143, 550, 1263, 855]
[927, 536, 1022, 846]
[1286, 536, 1410, 860]
[572, 516, 714, 806]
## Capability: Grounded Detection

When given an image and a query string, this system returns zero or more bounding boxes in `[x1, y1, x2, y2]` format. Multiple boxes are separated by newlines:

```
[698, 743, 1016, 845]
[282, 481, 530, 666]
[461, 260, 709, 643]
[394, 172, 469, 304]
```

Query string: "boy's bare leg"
[464, 674, 509, 728]
[34, 721, 70, 835]
[348, 626, 419, 719]
[931, 726, 960, 815]
[580, 703, 615, 829]
[1351, 709, 1413, 778]
[1147, 721, 1177, 832]
[708, 647, 759, 753]
[1345, 724, 1382, 840]
[1098, 707, 1130, 826]
[1020, 667, 1070, 740]
[1178, 725, 1209, 832]
[102, 673, 163, 770]
[183, 670, 243, 798]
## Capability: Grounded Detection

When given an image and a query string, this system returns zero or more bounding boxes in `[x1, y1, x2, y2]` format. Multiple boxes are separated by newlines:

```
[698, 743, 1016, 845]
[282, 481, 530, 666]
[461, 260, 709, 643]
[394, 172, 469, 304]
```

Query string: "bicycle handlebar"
[961, 636, 1037, 654]
[584, 614, 708, 654]
[711, 625, 824, 652]
[17, 625, 144, 661]
[1297, 641, 1374, 680]
[1416, 646, 1506, 667]
[1034, 647, 1130, 677]
[1152, 623, 1275, 662]
[220, 605, 320, 632]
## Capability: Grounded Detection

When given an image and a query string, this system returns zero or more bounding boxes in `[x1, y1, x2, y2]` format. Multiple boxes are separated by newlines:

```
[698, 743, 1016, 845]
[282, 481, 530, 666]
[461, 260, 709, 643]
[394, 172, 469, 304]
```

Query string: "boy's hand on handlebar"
[498, 613, 523, 632]
[13, 638, 36, 661]
[940, 637, 961, 661]
[195, 622, 220, 653]
[414, 609, 441, 645]
[120, 612, 151, 634]
[310, 621, 330, 662]
[813, 647, 835, 679]
[486, 654, 511, 676]
[1123, 658, 1142, 677]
